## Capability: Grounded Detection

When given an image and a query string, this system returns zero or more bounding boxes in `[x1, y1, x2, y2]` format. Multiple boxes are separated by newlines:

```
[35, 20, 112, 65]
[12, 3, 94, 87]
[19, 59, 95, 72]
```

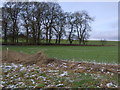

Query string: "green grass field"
[49, 39, 118, 45]
[2, 44, 119, 88]
[2, 45, 118, 64]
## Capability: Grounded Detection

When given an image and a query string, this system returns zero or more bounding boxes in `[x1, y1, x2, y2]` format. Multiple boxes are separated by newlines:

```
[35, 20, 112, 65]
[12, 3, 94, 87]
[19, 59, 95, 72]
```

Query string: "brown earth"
[1, 50, 120, 74]
[2, 50, 65, 66]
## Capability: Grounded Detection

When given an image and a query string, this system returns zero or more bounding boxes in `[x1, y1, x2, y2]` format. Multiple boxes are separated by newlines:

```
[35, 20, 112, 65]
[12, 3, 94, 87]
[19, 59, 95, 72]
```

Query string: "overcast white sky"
[59, 2, 118, 41]
[0, 0, 119, 41]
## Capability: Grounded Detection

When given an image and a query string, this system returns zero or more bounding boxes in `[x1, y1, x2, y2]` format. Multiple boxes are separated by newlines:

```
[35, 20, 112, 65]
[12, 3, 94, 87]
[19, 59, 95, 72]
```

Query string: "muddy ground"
[1, 50, 120, 75]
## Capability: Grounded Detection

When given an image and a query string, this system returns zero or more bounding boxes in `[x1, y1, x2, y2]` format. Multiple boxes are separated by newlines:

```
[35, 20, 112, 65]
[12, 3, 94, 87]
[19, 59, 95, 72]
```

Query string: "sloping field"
[1, 45, 119, 88]
[2, 50, 119, 74]
[1, 50, 119, 88]
[2, 45, 118, 64]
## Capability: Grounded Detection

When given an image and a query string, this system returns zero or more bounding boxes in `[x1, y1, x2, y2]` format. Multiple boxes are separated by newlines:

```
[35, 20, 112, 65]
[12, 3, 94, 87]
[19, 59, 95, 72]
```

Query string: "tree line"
[2, 2, 94, 45]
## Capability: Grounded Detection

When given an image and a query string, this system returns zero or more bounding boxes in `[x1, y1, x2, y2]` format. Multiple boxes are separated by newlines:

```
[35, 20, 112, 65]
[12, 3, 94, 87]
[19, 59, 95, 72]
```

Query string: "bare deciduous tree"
[2, 2, 94, 45]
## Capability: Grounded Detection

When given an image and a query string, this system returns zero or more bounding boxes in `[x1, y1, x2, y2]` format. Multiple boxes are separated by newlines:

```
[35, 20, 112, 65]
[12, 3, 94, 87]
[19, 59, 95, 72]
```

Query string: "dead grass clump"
[2, 50, 58, 65]
[2, 50, 29, 64]
[23, 51, 48, 65]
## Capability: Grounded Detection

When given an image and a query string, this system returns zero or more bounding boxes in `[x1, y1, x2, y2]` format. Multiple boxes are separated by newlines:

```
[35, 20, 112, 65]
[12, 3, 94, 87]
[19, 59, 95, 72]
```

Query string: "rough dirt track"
[2, 50, 120, 74]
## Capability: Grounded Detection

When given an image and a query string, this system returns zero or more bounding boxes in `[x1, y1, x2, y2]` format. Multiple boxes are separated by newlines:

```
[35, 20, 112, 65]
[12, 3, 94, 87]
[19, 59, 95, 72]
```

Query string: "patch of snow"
[106, 82, 113, 87]
[31, 75, 36, 77]
[3, 66, 12, 70]
[18, 64, 23, 67]
[0, 84, 4, 88]
[47, 63, 55, 67]
[114, 85, 118, 88]
[111, 73, 114, 76]
[6, 74, 10, 77]
[78, 66, 84, 69]
[8, 85, 17, 88]
[100, 84, 103, 87]
[31, 79, 35, 84]
[59, 71, 68, 77]
[69, 80, 74, 82]
[87, 70, 91, 72]
[1, 81, 5, 84]
[90, 68, 93, 70]
[20, 67, 26, 71]
[48, 70, 59, 73]
[63, 65, 67, 68]
[47, 85, 55, 87]
[107, 72, 110, 74]
[18, 82, 24, 85]
[11, 63, 18, 68]
[101, 69, 104, 72]
[56, 84, 64, 87]
[38, 76, 46, 81]
[97, 86, 100, 88]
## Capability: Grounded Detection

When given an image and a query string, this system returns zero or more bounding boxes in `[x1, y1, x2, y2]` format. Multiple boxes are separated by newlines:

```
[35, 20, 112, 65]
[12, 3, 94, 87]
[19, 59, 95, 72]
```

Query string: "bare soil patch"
[2, 50, 63, 66]
[2, 50, 120, 74]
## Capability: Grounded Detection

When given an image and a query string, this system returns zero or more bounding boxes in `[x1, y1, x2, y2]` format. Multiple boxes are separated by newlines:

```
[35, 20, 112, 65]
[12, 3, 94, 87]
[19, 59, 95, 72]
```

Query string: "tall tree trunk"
[32, 23, 36, 44]
[4, 25, 7, 43]
[79, 39, 82, 45]
[37, 24, 41, 44]
[37, 30, 40, 44]
[26, 27, 29, 43]
[48, 29, 52, 44]
[12, 29, 15, 43]
[55, 38, 58, 44]
[58, 36, 61, 44]
[46, 28, 48, 43]
[16, 27, 19, 44]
